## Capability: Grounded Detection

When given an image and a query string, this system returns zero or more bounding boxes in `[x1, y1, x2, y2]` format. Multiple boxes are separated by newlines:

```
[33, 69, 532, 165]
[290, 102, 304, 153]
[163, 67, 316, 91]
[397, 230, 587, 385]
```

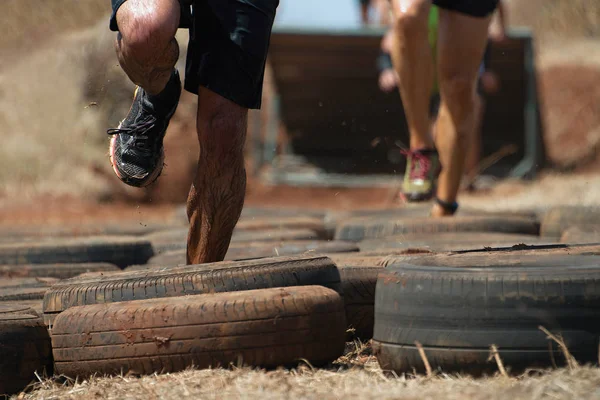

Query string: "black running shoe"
[107, 69, 181, 188]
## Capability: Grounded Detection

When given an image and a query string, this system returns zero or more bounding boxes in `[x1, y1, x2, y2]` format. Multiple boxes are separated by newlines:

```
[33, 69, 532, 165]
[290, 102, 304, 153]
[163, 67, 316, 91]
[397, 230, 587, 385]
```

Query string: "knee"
[197, 103, 247, 163]
[440, 74, 477, 113]
[116, 2, 180, 57]
[392, 2, 429, 37]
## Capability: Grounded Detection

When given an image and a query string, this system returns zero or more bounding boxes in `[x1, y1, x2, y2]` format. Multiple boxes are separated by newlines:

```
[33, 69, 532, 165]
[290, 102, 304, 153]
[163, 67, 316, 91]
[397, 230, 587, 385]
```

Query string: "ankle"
[431, 197, 458, 217]
[145, 69, 181, 113]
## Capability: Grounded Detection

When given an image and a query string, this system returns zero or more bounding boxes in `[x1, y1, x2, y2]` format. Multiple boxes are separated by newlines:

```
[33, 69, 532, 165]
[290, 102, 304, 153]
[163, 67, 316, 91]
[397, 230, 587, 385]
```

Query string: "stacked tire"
[43, 255, 348, 379]
[6, 203, 600, 395]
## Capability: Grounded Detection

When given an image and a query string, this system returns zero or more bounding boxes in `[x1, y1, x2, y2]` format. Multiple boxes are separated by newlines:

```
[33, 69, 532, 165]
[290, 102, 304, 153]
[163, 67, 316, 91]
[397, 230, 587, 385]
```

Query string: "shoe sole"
[404, 192, 434, 202]
[109, 135, 165, 188]
[108, 87, 166, 188]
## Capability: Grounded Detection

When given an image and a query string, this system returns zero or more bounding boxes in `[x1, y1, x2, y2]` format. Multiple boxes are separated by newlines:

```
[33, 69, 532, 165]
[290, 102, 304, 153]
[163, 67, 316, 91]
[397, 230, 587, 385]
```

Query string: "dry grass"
[17, 342, 600, 400]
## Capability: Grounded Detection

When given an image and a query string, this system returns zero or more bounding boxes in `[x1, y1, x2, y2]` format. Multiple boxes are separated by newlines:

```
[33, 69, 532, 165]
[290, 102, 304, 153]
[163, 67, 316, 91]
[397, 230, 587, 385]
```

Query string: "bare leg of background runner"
[431, 9, 492, 217]
[186, 88, 248, 264]
[115, 0, 180, 95]
[389, 0, 434, 150]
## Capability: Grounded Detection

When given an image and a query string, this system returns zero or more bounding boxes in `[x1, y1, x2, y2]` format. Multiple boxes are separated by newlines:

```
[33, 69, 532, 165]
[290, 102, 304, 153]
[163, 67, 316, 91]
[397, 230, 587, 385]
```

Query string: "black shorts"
[109, 0, 279, 110]
[432, 0, 499, 17]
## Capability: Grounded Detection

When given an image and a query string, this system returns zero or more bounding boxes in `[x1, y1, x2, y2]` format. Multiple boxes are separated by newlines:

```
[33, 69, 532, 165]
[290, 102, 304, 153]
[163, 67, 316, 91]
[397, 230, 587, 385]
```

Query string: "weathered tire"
[172, 204, 325, 225]
[51, 286, 346, 377]
[147, 228, 320, 254]
[0, 223, 181, 241]
[541, 206, 600, 238]
[0, 277, 59, 302]
[335, 216, 540, 242]
[43, 255, 341, 325]
[326, 206, 538, 230]
[560, 226, 600, 244]
[357, 232, 551, 253]
[146, 240, 359, 266]
[236, 217, 326, 237]
[0, 237, 154, 268]
[0, 262, 119, 279]
[373, 253, 600, 375]
[0, 311, 53, 395]
[337, 263, 382, 341]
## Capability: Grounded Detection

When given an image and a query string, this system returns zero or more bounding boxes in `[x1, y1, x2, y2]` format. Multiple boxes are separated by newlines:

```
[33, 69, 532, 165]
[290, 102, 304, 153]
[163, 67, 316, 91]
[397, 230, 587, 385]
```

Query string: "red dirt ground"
[0, 184, 397, 227]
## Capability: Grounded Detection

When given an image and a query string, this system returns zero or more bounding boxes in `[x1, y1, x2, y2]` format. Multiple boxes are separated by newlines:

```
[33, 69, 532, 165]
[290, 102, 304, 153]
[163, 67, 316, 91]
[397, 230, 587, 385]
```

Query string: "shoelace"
[400, 149, 433, 180]
[107, 116, 157, 154]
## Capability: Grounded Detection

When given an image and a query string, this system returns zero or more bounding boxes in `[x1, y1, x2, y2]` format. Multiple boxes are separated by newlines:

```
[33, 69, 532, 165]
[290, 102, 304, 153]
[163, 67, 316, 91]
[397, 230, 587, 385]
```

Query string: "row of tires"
[3, 244, 600, 395]
[1, 204, 600, 395]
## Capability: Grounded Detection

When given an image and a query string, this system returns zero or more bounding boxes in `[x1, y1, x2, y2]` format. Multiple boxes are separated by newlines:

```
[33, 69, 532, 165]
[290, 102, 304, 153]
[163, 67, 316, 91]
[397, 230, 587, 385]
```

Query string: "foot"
[107, 69, 181, 188]
[430, 197, 458, 217]
[401, 148, 441, 202]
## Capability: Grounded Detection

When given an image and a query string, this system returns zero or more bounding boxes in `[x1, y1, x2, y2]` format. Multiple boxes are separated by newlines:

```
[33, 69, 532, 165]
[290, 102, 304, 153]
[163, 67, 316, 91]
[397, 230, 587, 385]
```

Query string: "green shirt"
[428, 5, 439, 94]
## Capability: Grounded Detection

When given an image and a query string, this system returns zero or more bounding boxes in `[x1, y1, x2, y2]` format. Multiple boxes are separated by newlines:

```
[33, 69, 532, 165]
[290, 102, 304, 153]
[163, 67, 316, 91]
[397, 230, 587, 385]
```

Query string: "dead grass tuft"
[17, 354, 600, 400]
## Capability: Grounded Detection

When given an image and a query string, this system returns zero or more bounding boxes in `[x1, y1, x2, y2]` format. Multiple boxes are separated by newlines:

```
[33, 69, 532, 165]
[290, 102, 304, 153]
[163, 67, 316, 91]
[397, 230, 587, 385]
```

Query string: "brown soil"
[538, 65, 600, 168]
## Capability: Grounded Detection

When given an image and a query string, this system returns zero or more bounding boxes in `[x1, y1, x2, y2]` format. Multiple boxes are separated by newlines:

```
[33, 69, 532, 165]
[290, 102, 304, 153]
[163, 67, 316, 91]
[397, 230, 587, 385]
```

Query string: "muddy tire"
[335, 216, 540, 242]
[51, 286, 346, 377]
[225, 240, 359, 261]
[357, 232, 547, 252]
[373, 253, 600, 375]
[0, 237, 154, 268]
[147, 228, 320, 254]
[43, 255, 341, 325]
[0, 277, 59, 302]
[541, 206, 600, 237]
[560, 226, 600, 244]
[338, 264, 382, 341]
[146, 240, 358, 266]
[0, 311, 53, 395]
[0, 262, 119, 279]
[236, 217, 326, 237]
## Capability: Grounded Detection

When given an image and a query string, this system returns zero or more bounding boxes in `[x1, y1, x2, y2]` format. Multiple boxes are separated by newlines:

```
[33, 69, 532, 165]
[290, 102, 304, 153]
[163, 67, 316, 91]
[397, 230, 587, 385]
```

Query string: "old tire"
[335, 216, 540, 242]
[0, 311, 53, 395]
[51, 286, 346, 377]
[560, 226, 600, 244]
[373, 253, 600, 375]
[0, 237, 154, 268]
[43, 255, 341, 325]
[541, 206, 600, 238]
[337, 263, 382, 341]
[0, 262, 119, 279]
[236, 217, 326, 237]
[147, 228, 320, 254]
[357, 232, 549, 253]
[146, 240, 358, 266]
[0, 277, 59, 302]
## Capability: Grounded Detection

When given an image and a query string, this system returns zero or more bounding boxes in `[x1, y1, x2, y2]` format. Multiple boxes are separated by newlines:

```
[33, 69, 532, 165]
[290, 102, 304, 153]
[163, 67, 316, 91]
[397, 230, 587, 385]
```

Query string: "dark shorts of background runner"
[109, 0, 279, 110]
[433, 0, 499, 18]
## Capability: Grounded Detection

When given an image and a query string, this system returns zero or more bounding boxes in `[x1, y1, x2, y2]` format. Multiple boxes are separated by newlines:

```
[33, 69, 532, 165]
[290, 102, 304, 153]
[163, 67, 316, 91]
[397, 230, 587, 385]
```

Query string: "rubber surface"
[51, 286, 346, 377]
[146, 240, 359, 266]
[236, 217, 326, 237]
[146, 228, 320, 254]
[0, 312, 53, 395]
[0, 236, 154, 268]
[560, 226, 600, 244]
[357, 232, 549, 252]
[43, 255, 341, 325]
[541, 206, 600, 237]
[0, 262, 119, 279]
[0, 277, 59, 302]
[374, 253, 600, 374]
[337, 264, 382, 340]
[326, 206, 538, 230]
[335, 216, 540, 241]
